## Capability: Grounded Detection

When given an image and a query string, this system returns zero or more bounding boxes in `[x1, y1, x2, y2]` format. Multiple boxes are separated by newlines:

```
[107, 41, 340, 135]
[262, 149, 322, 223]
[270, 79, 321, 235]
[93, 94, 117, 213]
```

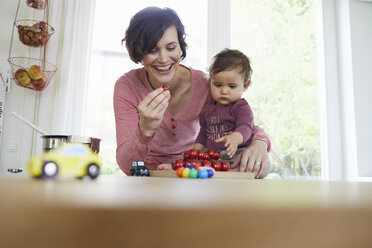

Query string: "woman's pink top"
[113, 65, 271, 175]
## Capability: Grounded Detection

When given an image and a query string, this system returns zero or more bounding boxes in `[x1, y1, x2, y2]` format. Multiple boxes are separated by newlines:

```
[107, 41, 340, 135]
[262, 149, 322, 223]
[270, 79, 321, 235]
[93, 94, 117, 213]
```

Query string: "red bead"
[172, 125, 176, 129]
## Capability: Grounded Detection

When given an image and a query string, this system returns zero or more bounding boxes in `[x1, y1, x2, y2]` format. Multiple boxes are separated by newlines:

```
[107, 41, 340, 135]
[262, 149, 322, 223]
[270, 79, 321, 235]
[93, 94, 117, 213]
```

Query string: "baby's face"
[210, 68, 248, 106]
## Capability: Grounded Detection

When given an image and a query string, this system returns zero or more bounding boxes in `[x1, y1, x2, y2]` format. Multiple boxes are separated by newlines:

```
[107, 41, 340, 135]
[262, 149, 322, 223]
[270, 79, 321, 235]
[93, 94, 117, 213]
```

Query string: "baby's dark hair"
[209, 48, 252, 87]
[122, 6, 187, 63]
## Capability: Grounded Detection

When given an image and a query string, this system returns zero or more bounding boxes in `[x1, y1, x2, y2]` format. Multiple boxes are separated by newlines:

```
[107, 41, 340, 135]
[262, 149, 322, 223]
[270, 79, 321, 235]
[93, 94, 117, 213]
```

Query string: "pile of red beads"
[171, 148, 230, 172]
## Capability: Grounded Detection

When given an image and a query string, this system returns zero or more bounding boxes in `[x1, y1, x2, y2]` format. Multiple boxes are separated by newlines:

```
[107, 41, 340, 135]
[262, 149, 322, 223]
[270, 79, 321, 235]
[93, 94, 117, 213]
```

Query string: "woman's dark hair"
[209, 48, 252, 87]
[122, 6, 187, 63]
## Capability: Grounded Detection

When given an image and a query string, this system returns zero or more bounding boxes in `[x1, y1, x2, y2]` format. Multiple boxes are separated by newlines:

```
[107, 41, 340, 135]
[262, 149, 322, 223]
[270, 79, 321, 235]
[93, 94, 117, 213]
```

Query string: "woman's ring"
[255, 162, 261, 165]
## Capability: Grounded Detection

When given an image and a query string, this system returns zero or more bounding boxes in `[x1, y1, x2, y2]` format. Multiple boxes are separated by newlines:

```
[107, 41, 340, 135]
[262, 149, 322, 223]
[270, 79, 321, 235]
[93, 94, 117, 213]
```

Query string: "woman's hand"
[138, 87, 170, 137]
[157, 164, 172, 170]
[230, 140, 269, 179]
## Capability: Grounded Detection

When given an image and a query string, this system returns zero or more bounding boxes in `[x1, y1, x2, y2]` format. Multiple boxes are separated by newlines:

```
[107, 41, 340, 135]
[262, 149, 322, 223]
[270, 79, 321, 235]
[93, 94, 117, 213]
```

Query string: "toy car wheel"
[42, 161, 58, 178]
[87, 163, 100, 179]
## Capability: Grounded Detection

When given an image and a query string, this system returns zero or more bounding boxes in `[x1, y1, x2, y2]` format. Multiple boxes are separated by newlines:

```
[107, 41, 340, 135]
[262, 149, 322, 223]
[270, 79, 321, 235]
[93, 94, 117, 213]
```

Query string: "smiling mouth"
[154, 64, 173, 71]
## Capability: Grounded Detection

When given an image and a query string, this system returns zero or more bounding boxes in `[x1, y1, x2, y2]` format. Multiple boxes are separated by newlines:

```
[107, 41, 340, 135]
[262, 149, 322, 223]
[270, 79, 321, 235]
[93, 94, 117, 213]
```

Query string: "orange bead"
[176, 167, 184, 177]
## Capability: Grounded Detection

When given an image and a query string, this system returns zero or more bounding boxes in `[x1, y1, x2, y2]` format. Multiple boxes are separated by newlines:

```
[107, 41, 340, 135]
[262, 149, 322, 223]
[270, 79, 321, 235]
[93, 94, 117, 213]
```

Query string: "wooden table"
[0, 174, 372, 248]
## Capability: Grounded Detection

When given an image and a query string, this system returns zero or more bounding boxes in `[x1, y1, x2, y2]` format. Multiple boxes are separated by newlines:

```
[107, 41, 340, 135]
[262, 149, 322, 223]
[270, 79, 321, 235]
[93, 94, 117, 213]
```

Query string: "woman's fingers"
[246, 149, 262, 175]
[151, 92, 170, 116]
[139, 89, 170, 118]
[230, 153, 241, 169]
[142, 87, 164, 105]
[256, 156, 269, 179]
[238, 150, 249, 172]
[252, 158, 262, 175]
[149, 90, 170, 110]
[157, 163, 172, 170]
[230, 140, 270, 178]
[150, 90, 169, 109]
[138, 88, 170, 137]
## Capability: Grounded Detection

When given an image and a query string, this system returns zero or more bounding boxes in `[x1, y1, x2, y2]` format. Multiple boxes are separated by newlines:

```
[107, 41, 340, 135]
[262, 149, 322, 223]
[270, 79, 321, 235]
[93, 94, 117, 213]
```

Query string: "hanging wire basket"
[8, 57, 57, 91]
[26, 0, 45, 9]
[16, 19, 54, 47]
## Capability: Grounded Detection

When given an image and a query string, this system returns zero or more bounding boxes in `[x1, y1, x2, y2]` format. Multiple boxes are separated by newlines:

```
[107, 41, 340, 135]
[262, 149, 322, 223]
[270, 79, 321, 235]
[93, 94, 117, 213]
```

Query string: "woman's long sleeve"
[114, 81, 153, 175]
[252, 126, 271, 152]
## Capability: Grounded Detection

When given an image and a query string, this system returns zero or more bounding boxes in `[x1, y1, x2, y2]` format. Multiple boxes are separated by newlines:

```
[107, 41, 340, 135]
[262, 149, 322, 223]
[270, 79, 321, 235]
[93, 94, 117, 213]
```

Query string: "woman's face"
[142, 25, 182, 87]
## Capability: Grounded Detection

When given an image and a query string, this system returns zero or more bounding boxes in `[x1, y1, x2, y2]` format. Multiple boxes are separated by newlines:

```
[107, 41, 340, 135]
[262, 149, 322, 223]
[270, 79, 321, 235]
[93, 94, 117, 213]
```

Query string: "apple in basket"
[15, 68, 32, 86]
[32, 76, 46, 90]
[28, 65, 44, 80]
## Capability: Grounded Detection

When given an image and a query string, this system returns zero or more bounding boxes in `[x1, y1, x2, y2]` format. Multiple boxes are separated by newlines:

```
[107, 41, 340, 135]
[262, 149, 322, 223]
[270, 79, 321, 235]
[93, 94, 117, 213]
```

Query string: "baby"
[194, 48, 255, 163]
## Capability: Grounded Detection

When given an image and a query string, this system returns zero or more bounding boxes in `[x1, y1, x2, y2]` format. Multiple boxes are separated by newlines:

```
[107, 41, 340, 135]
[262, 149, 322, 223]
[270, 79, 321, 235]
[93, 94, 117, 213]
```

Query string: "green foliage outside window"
[231, 0, 320, 178]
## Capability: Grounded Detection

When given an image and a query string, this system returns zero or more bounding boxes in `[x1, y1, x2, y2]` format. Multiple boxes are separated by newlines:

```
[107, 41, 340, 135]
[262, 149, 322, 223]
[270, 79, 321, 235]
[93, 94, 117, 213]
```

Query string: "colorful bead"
[182, 167, 191, 178]
[198, 169, 208, 179]
[176, 167, 184, 177]
[207, 169, 214, 178]
[186, 163, 194, 170]
[189, 169, 198, 178]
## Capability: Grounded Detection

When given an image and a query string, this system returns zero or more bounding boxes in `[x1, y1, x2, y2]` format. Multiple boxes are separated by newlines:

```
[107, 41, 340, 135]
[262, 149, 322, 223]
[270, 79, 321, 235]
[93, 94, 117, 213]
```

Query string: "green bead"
[189, 169, 198, 178]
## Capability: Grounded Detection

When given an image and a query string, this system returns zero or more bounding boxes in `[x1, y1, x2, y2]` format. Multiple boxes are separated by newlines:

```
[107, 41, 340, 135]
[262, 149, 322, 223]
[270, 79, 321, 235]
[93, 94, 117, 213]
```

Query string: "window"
[86, 0, 321, 179]
[231, 0, 320, 179]
[85, 0, 207, 175]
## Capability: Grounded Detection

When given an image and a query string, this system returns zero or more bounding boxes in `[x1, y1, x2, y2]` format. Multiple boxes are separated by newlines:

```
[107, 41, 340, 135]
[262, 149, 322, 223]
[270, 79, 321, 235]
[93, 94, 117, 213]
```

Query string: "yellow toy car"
[27, 143, 101, 179]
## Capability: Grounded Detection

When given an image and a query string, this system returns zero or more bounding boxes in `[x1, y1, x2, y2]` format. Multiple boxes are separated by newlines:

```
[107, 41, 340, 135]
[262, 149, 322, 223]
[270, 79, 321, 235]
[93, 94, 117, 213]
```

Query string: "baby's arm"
[218, 99, 254, 158]
[215, 132, 243, 158]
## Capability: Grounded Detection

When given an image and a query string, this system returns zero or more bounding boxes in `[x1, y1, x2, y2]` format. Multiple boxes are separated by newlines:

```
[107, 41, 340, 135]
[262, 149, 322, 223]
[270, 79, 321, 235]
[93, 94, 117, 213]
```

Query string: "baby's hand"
[215, 132, 243, 158]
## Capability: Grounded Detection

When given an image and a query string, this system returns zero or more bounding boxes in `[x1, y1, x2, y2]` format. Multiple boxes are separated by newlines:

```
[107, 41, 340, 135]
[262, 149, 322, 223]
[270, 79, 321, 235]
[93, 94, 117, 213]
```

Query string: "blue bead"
[207, 169, 214, 178]
[186, 163, 194, 169]
[198, 170, 208, 179]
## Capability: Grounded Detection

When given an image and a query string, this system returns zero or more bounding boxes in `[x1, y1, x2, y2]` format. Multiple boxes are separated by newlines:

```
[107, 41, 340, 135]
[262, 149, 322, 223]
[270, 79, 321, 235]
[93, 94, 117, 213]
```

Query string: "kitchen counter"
[0, 174, 372, 248]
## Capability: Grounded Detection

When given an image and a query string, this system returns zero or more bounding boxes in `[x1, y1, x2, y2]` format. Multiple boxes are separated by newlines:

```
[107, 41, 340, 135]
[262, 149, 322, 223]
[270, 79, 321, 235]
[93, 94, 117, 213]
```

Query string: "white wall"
[0, 1, 40, 173]
[315, 0, 372, 180]
[348, 0, 372, 177]
[0, 2, 14, 172]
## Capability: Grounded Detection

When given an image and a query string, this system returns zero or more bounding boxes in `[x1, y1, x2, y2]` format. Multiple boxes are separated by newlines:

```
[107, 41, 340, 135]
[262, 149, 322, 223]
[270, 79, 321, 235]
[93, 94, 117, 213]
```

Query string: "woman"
[114, 6, 271, 178]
